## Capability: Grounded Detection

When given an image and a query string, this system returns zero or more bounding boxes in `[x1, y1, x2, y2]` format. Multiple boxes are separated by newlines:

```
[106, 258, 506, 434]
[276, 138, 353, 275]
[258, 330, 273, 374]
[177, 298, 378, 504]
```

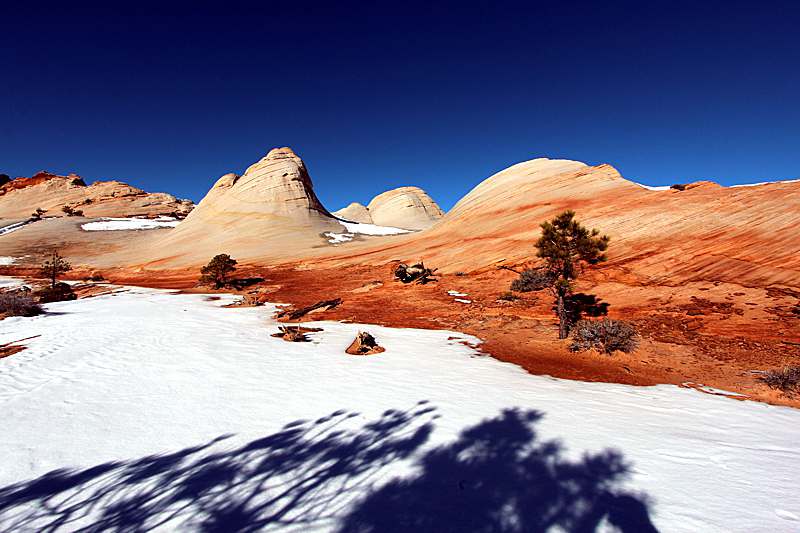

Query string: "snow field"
[0, 286, 798, 532]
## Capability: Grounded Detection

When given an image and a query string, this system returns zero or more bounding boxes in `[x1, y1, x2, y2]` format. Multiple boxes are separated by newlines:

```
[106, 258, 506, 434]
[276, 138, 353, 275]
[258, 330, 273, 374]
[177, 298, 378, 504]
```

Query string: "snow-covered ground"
[81, 216, 182, 231]
[0, 286, 799, 532]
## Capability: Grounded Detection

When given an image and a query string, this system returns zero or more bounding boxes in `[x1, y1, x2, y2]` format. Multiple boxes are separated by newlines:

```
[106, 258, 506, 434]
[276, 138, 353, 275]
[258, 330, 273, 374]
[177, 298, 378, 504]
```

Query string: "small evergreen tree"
[39, 251, 72, 289]
[535, 211, 610, 339]
[200, 254, 237, 288]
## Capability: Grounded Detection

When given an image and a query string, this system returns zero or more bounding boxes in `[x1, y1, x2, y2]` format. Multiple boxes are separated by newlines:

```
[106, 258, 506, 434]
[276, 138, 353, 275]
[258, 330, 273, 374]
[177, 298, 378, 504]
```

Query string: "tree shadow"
[553, 293, 610, 327]
[0, 402, 436, 532]
[338, 408, 658, 533]
[0, 406, 658, 532]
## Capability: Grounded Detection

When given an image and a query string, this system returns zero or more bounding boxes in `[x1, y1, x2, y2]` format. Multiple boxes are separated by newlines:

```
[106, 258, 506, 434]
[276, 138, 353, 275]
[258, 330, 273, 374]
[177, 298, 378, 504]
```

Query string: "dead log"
[271, 325, 324, 342]
[277, 298, 342, 320]
[394, 262, 437, 284]
[346, 330, 386, 355]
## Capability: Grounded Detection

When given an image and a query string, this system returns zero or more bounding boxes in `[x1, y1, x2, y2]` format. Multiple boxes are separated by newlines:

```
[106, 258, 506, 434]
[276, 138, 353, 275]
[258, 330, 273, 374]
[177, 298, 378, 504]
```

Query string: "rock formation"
[366, 186, 444, 230]
[331, 202, 372, 224]
[0, 171, 193, 219]
[332, 187, 444, 230]
[144, 147, 347, 266]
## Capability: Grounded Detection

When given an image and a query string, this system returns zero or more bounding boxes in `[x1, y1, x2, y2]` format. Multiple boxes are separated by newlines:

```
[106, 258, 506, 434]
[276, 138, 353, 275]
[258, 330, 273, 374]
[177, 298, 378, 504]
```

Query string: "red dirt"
[5, 260, 794, 408]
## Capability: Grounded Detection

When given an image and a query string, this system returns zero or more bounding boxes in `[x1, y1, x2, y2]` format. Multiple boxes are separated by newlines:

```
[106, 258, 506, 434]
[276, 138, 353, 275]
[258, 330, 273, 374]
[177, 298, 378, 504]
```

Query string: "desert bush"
[30, 207, 46, 220]
[568, 319, 638, 355]
[670, 184, 686, 191]
[498, 291, 518, 301]
[0, 291, 44, 317]
[758, 366, 800, 396]
[510, 268, 557, 292]
[34, 282, 76, 303]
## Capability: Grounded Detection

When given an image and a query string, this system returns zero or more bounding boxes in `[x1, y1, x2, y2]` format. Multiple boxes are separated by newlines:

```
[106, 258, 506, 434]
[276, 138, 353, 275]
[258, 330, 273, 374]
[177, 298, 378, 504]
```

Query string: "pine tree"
[200, 254, 237, 288]
[535, 211, 610, 339]
[39, 251, 72, 289]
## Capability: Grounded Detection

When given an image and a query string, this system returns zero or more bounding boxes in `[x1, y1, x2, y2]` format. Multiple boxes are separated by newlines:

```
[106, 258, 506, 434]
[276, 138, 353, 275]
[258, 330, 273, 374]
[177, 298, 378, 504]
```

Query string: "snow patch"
[447, 290, 468, 297]
[325, 220, 411, 244]
[324, 232, 355, 244]
[0, 221, 31, 236]
[81, 216, 181, 231]
[731, 178, 800, 187]
[0, 257, 17, 266]
[454, 298, 472, 304]
[633, 183, 672, 191]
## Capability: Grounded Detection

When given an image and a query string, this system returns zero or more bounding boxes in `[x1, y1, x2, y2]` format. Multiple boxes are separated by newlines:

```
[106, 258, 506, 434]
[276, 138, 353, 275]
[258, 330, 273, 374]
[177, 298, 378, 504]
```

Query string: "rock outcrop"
[366, 186, 444, 230]
[0, 171, 193, 219]
[331, 202, 372, 224]
[333, 187, 445, 229]
[144, 148, 346, 266]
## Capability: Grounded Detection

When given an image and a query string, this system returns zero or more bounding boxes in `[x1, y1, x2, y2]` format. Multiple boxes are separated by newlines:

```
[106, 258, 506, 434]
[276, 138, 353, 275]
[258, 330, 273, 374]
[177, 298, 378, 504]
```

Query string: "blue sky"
[2, 1, 798, 211]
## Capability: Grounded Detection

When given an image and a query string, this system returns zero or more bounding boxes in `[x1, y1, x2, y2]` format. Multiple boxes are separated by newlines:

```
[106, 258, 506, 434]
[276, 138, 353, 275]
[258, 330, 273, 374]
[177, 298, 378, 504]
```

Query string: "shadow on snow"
[0, 403, 658, 532]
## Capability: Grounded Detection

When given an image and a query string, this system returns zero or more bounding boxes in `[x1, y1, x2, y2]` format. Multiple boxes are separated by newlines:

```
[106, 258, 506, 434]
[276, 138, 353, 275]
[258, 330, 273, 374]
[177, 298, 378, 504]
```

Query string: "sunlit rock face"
[0, 171, 193, 218]
[144, 147, 346, 266]
[365, 186, 444, 230]
[332, 202, 373, 224]
[353, 157, 800, 286]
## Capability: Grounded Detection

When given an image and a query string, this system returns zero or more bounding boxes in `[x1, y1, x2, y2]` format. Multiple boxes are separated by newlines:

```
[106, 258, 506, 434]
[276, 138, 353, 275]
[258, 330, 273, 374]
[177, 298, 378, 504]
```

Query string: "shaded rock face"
[366, 187, 444, 230]
[332, 202, 373, 224]
[145, 147, 346, 266]
[0, 171, 193, 218]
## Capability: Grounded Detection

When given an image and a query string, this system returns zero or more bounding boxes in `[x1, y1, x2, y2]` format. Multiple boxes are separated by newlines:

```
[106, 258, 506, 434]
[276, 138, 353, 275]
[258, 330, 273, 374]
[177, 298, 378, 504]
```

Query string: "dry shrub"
[568, 319, 638, 355]
[759, 366, 800, 396]
[0, 291, 44, 317]
[510, 269, 556, 292]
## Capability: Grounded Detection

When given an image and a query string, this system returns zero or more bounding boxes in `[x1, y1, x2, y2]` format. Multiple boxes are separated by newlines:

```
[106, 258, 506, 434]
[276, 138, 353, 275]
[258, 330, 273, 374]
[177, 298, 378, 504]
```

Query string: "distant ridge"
[0, 171, 193, 219]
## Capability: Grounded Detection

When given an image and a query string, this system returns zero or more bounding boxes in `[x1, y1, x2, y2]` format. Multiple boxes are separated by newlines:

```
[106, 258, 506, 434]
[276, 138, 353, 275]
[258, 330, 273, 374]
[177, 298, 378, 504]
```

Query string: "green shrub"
[200, 254, 238, 288]
[0, 291, 44, 317]
[670, 184, 686, 191]
[568, 319, 638, 355]
[758, 366, 800, 396]
[510, 269, 557, 292]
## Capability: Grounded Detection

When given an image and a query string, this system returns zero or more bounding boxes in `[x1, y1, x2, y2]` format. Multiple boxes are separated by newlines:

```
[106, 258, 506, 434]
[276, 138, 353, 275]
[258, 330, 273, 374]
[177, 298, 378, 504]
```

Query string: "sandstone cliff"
[0, 172, 193, 219]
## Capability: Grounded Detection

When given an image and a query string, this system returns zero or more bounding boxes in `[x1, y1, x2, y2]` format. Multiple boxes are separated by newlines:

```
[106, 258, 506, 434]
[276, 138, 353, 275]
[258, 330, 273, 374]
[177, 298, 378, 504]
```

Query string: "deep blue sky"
[2, 1, 799, 211]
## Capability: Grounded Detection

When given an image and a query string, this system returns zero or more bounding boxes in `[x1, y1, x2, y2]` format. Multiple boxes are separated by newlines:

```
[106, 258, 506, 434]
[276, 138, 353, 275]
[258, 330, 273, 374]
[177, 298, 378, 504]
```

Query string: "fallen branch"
[277, 298, 342, 320]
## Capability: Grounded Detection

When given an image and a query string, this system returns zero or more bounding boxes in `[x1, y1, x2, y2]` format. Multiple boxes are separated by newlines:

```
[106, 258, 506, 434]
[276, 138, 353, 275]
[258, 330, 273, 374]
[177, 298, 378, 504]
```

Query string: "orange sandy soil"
[3, 262, 800, 409]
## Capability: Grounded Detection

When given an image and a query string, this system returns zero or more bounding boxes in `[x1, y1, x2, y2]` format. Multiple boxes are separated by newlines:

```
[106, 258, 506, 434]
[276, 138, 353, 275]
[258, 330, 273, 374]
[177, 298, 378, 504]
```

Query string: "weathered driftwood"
[271, 325, 324, 342]
[394, 262, 437, 284]
[346, 330, 386, 355]
[277, 298, 342, 320]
